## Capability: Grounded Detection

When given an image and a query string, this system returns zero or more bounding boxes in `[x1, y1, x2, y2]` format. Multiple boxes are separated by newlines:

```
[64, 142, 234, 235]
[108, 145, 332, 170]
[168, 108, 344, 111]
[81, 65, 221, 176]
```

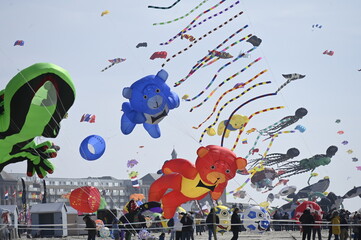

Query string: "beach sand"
[18, 230, 331, 239]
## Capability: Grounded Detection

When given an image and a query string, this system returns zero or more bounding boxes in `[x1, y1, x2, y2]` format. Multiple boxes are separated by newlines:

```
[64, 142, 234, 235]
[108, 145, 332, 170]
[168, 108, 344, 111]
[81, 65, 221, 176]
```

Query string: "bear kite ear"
[197, 146, 209, 158]
[235, 157, 247, 170]
[156, 69, 168, 82]
[123, 87, 132, 99]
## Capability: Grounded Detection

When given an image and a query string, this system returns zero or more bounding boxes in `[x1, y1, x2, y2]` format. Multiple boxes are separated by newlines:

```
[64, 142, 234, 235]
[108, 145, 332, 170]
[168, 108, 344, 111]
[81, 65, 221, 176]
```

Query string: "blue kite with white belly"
[121, 69, 180, 138]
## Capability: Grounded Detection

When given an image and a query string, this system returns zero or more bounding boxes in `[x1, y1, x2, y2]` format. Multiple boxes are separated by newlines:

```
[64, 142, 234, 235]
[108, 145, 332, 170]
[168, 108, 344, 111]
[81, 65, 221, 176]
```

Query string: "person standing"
[230, 208, 242, 240]
[340, 212, 349, 240]
[112, 217, 121, 240]
[180, 212, 194, 240]
[83, 215, 97, 240]
[174, 212, 183, 240]
[299, 208, 315, 240]
[205, 208, 219, 240]
[331, 211, 341, 240]
[312, 211, 322, 240]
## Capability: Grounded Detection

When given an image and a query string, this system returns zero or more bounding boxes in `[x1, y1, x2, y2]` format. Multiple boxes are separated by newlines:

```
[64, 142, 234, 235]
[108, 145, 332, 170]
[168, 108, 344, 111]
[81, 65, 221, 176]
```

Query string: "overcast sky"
[0, 0, 360, 212]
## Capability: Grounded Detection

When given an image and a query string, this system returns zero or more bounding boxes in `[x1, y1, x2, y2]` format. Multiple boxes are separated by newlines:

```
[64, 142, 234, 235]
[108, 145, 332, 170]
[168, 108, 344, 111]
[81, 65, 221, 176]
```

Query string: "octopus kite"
[259, 108, 308, 136]
[278, 146, 338, 178]
[248, 148, 300, 168]
[0, 63, 76, 178]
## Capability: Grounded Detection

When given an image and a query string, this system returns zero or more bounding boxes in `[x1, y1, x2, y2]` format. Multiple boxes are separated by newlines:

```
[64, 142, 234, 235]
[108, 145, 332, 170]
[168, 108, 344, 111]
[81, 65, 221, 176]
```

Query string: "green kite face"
[0, 63, 76, 178]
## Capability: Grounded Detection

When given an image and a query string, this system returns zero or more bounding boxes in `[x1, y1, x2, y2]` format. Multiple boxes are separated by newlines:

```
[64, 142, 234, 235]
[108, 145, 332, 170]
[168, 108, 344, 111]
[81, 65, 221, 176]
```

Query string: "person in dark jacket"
[180, 212, 194, 240]
[83, 215, 97, 240]
[205, 208, 220, 240]
[230, 208, 242, 240]
[299, 208, 315, 240]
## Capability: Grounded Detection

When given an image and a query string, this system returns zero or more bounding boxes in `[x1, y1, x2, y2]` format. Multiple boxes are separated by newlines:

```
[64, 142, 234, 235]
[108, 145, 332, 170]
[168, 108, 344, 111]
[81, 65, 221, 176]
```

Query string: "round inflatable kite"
[79, 135, 106, 160]
[69, 186, 101, 213]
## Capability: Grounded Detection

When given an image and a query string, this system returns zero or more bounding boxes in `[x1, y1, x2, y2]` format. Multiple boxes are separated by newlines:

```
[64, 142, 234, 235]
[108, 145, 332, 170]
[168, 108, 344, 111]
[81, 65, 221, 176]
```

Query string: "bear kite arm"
[211, 182, 228, 200]
[162, 159, 198, 179]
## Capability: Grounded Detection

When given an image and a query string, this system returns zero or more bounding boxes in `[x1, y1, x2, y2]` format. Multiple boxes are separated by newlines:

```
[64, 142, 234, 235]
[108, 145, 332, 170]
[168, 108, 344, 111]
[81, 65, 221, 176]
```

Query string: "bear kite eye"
[143, 95, 148, 99]
[225, 169, 231, 174]
[210, 165, 216, 170]
[155, 89, 160, 93]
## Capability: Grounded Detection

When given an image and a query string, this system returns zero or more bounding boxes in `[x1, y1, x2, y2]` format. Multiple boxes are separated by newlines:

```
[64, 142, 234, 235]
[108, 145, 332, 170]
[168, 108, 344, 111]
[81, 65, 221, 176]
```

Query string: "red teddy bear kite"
[149, 145, 247, 219]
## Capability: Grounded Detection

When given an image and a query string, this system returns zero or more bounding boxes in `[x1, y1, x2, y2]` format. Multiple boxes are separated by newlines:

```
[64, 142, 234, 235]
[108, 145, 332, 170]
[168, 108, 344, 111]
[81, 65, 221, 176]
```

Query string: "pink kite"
[150, 51, 167, 60]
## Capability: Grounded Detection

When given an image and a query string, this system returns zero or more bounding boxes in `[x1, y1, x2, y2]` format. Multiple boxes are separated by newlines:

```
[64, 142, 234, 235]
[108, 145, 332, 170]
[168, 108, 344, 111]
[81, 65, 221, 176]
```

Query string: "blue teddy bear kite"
[121, 69, 180, 138]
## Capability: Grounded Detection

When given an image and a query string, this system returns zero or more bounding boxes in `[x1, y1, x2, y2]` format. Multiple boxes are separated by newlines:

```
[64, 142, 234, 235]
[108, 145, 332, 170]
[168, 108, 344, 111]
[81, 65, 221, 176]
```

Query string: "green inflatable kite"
[0, 63, 76, 178]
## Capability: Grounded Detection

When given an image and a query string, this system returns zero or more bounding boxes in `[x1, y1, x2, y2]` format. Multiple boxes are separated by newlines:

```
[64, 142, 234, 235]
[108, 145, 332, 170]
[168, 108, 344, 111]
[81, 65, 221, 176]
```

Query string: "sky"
[0, 0, 360, 212]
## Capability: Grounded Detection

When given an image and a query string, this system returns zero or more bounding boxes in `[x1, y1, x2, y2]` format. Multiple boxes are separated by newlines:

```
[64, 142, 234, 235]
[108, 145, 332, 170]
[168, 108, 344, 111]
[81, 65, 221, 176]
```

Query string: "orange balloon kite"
[69, 186, 101, 213]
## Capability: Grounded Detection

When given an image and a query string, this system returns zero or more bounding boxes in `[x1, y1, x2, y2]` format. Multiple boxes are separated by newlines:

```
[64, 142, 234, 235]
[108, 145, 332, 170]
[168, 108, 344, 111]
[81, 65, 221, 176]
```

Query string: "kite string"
[192, 69, 268, 129]
[153, 0, 210, 25]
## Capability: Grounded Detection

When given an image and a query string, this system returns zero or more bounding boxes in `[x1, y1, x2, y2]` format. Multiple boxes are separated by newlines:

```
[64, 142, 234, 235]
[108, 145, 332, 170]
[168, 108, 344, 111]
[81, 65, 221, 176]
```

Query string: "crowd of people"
[82, 207, 361, 240]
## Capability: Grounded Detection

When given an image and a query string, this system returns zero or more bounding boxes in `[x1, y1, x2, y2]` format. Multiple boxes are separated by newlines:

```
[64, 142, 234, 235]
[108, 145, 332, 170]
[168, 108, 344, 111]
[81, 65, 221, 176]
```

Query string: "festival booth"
[0, 205, 19, 239]
[30, 202, 68, 238]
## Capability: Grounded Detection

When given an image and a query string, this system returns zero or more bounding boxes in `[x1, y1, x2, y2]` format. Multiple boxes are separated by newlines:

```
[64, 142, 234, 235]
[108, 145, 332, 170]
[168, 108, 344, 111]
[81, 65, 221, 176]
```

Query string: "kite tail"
[153, 0, 210, 25]
[159, 0, 228, 45]
[161, 11, 243, 68]
[188, 57, 262, 109]
[198, 82, 271, 144]
[262, 130, 297, 158]
[148, 0, 181, 9]
[174, 25, 250, 86]
[101, 63, 115, 72]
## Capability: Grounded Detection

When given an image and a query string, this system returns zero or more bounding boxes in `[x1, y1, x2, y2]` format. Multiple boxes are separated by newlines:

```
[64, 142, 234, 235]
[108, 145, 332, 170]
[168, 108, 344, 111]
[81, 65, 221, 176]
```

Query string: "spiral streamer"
[148, 0, 181, 9]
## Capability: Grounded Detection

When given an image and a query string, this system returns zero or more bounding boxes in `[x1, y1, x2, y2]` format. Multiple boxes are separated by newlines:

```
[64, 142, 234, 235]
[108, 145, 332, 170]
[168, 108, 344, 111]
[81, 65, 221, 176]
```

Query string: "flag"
[18, 191, 23, 198]
[241, 139, 248, 144]
[4, 191, 9, 200]
[12, 191, 16, 198]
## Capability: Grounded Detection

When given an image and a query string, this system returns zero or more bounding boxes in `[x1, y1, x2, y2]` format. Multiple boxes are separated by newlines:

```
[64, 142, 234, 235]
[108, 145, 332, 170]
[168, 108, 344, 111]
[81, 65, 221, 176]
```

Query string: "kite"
[248, 148, 300, 168]
[250, 167, 280, 191]
[267, 193, 275, 202]
[101, 58, 126, 72]
[79, 135, 106, 160]
[276, 73, 305, 93]
[80, 114, 96, 123]
[287, 177, 330, 201]
[129, 171, 140, 188]
[127, 159, 139, 168]
[69, 186, 101, 213]
[181, 34, 196, 42]
[312, 24, 322, 29]
[259, 108, 308, 136]
[153, 0, 210, 25]
[335, 119, 341, 123]
[148, 0, 181, 9]
[150, 51, 167, 60]
[120, 69, 180, 138]
[352, 157, 358, 162]
[0, 63, 76, 178]
[101, 10, 110, 16]
[342, 186, 361, 199]
[293, 201, 322, 221]
[277, 146, 338, 177]
[323, 50, 334, 56]
[246, 35, 262, 47]
[356, 166, 361, 170]
[242, 206, 270, 231]
[347, 149, 353, 154]
[14, 40, 24, 46]
[233, 190, 246, 199]
[341, 141, 348, 145]
[206, 114, 249, 138]
[337, 131, 344, 135]
[295, 125, 306, 133]
[274, 185, 297, 199]
[246, 128, 257, 134]
[148, 145, 247, 218]
[136, 42, 148, 48]
[208, 50, 233, 59]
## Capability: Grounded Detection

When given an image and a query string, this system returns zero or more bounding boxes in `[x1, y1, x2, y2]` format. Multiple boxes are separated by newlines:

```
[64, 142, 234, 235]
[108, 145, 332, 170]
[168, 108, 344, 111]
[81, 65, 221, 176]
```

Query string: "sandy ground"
[18, 230, 332, 239]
